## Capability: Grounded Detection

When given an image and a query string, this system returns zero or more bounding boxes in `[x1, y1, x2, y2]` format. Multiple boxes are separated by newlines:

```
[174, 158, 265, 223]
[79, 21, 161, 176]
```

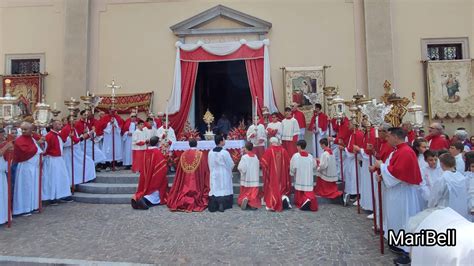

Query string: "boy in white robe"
[156, 122, 176, 143]
[290, 140, 318, 211]
[315, 138, 342, 202]
[428, 153, 470, 219]
[131, 121, 149, 173]
[0, 133, 13, 225]
[246, 116, 266, 159]
[103, 116, 123, 166]
[418, 150, 443, 209]
[208, 135, 234, 212]
[266, 112, 282, 141]
[122, 113, 137, 170]
[281, 107, 300, 158]
[449, 142, 465, 175]
[237, 142, 261, 210]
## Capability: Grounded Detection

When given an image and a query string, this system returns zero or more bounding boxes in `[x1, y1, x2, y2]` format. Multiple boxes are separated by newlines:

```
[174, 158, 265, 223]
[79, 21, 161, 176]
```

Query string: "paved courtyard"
[0, 202, 395, 265]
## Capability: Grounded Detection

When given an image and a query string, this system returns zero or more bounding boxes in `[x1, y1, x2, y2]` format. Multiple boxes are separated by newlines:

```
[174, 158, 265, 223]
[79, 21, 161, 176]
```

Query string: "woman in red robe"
[167, 139, 210, 212]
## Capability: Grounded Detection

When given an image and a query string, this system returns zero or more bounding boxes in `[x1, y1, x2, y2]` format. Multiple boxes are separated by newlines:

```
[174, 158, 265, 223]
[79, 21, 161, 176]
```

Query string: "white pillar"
[353, 0, 368, 97]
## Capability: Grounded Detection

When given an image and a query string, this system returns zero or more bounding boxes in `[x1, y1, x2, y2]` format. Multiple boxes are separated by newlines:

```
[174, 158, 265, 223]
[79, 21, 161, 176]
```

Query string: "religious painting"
[3, 105, 13, 120]
[96, 92, 154, 114]
[283, 66, 325, 121]
[426, 59, 474, 119]
[1, 74, 44, 118]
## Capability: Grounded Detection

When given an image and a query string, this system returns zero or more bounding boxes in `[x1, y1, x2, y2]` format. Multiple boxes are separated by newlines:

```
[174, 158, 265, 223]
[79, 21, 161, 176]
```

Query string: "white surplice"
[418, 164, 443, 209]
[467, 171, 474, 218]
[281, 118, 300, 141]
[359, 149, 374, 211]
[428, 170, 470, 219]
[455, 153, 466, 175]
[132, 129, 148, 151]
[0, 157, 8, 224]
[310, 117, 328, 158]
[316, 149, 338, 182]
[380, 152, 424, 248]
[237, 154, 260, 187]
[417, 154, 428, 171]
[13, 140, 42, 215]
[42, 135, 71, 200]
[246, 124, 266, 147]
[266, 121, 282, 140]
[156, 126, 177, 142]
[208, 148, 234, 197]
[83, 135, 106, 164]
[103, 120, 123, 162]
[290, 152, 316, 192]
[343, 146, 360, 195]
[63, 131, 96, 185]
[122, 122, 136, 166]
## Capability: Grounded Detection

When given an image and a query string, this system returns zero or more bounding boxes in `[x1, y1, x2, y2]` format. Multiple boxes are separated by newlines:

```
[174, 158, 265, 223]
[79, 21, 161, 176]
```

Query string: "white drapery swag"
[167, 39, 279, 114]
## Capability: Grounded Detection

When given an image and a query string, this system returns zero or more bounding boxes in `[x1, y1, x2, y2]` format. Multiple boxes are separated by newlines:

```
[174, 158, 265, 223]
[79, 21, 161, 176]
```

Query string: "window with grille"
[421, 38, 469, 61]
[11, 59, 41, 74]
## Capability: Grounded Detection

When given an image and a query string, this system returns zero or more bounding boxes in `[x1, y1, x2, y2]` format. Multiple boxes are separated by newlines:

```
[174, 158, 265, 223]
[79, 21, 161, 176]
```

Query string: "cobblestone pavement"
[0, 202, 395, 265]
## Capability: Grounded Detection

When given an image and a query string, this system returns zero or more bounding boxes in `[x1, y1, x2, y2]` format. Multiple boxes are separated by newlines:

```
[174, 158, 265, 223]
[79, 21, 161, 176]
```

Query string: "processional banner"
[96, 92, 154, 114]
[283, 66, 325, 122]
[1, 74, 44, 117]
[427, 59, 474, 119]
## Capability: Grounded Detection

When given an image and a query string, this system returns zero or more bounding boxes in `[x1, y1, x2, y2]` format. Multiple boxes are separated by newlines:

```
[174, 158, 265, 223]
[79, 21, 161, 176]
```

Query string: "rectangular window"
[11, 59, 41, 74]
[421, 37, 469, 61]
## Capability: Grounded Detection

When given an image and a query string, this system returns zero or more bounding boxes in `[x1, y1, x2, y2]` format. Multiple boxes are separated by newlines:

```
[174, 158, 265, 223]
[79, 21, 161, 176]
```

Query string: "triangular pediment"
[170, 5, 272, 37]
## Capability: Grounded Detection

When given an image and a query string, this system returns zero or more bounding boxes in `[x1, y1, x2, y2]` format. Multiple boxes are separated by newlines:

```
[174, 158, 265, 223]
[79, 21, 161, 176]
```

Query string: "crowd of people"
[1, 102, 473, 264]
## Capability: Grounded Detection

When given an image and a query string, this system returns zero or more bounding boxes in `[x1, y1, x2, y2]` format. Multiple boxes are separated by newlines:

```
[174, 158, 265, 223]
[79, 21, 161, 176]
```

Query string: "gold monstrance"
[203, 109, 215, 140]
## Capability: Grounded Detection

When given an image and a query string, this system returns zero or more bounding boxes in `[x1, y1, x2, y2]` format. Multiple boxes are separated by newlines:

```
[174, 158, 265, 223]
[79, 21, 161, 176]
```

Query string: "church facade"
[1, 0, 474, 133]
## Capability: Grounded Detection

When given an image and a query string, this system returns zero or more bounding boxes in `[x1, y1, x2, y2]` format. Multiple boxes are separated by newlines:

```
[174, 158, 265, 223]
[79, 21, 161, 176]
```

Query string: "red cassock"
[292, 110, 306, 129]
[260, 146, 291, 212]
[407, 130, 416, 145]
[133, 148, 168, 203]
[377, 139, 394, 163]
[346, 129, 365, 153]
[74, 119, 92, 136]
[426, 134, 450, 151]
[167, 149, 210, 212]
[385, 143, 422, 185]
[13, 135, 38, 163]
[237, 152, 262, 209]
[334, 117, 351, 146]
[132, 141, 146, 173]
[154, 118, 163, 129]
[308, 112, 329, 132]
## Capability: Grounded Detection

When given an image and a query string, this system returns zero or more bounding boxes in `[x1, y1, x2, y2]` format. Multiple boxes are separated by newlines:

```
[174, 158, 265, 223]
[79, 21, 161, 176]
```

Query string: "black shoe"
[124, 166, 131, 170]
[218, 203, 224, 212]
[393, 254, 411, 265]
[282, 198, 289, 210]
[241, 198, 248, 210]
[388, 245, 404, 255]
[60, 196, 74, 203]
[300, 199, 311, 211]
[131, 199, 138, 209]
[137, 198, 149, 210]
[50, 200, 59, 206]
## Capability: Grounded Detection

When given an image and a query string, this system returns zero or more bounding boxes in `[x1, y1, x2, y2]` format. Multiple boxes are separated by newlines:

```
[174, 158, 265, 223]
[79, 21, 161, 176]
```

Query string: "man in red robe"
[131, 136, 168, 210]
[167, 139, 210, 212]
[425, 122, 450, 151]
[291, 102, 306, 140]
[260, 137, 291, 212]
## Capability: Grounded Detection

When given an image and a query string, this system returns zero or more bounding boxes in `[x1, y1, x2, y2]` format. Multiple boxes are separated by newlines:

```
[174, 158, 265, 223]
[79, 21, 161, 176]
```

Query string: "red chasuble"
[426, 134, 450, 151]
[308, 112, 329, 132]
[260, 145, 291, 212]
[133, 148, 168, 203]
[13, 135, 38, 163]
[292, 109, 306, 129]
[385, 143, 422, 185]
[167, 149, 210, 212]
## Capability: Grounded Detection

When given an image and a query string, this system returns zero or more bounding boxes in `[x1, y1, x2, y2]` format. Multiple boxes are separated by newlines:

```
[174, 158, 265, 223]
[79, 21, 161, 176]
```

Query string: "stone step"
[95, 171, 242, 184]
[72, 192, 134, 204]
[77, 183, 138, 194]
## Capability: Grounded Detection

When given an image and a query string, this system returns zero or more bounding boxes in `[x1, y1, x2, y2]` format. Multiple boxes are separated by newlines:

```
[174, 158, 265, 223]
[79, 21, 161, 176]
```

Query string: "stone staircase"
[72, 170, 343, 205]
[72, 170, 245, 204]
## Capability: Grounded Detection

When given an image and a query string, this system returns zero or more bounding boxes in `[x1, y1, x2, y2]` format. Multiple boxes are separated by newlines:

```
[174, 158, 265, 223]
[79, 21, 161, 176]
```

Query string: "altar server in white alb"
[246, 116, 266, 159]
[266, 112, 282, 141]
[121, 113, 138, 170]
[290, 140, 318, 211]
[418, 150, 443, 209]
[449, 142, 466, 175]
[371, 127, 423, 255]
[208, 135, 234, 213]
[157, 121, 176, 143]
[427, 153, 470, 219]
[0, 129, 13, 225]
[281, 107, 300, 158]
[237, 142, 262, 210]
[308, 103, 329, 158]
[103, 114, 123, 164]
[62, 117, 96, 184]
[13, 122, 43, 216]
[42, 120, 72, 204]
[132, 120, 149, 173]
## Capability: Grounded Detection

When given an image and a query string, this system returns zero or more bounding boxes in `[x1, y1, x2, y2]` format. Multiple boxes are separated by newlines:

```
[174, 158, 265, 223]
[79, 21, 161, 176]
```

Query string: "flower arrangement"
[227, 120, 247, 140]
[178, 121, 201, 141]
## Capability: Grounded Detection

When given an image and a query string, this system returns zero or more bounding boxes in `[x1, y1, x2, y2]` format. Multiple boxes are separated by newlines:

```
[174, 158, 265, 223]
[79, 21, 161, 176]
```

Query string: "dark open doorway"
[194, 60, 252, 136]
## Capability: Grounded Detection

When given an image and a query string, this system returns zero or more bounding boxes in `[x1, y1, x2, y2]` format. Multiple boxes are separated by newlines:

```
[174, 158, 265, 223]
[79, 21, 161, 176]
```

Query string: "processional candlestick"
[407, 92, 424, 136]
[64, 97, 80, 193]
[106, 79, 121, 111]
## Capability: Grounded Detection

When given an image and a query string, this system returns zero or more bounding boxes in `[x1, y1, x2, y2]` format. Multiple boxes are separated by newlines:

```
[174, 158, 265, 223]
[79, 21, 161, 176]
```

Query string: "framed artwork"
[283, 66, 325, 121]
[3, 104, 12, 120]
[426, 59, 474, 119]
[1, 74, 45, 117]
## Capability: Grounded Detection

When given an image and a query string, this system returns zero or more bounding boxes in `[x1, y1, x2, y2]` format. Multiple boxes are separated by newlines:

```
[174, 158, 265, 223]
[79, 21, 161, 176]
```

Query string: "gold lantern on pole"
[33, 95, 52, 128]
[0, 79, 23, 133]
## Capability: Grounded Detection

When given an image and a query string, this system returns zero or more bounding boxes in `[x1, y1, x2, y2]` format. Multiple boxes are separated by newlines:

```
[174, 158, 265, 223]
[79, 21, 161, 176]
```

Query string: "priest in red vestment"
[260, 137, 292, 212]
[291, 103, 306, 140]
[426, 122, 450, 151]
[167, 139, 210, 212]
[131, 136, 168, 210]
